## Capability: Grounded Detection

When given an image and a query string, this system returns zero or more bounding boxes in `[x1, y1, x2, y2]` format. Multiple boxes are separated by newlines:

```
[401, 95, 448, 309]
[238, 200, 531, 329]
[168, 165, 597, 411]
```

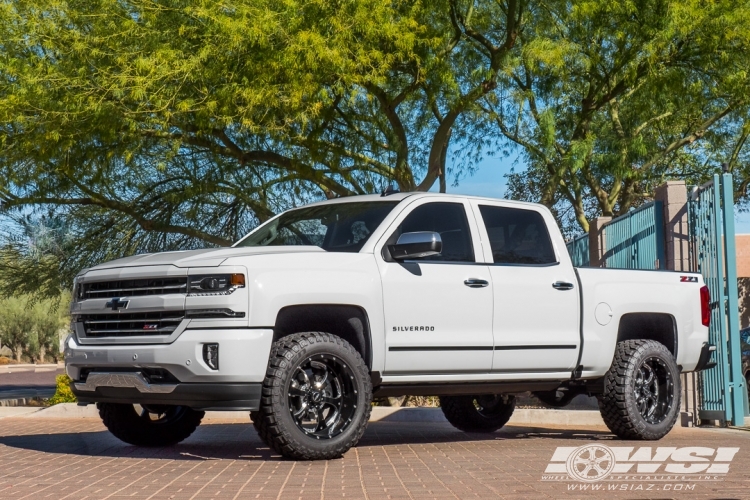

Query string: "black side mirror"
[388, 231, 442, 260]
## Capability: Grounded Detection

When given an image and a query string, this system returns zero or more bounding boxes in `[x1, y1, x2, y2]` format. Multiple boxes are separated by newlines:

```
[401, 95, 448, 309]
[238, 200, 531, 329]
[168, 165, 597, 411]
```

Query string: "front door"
[377, 199, 494, 374]
[471, 202, 580, 373]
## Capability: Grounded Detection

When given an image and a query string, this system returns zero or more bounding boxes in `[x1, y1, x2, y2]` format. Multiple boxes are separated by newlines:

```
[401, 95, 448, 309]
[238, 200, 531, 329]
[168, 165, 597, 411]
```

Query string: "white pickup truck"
[65, 192, 715, 459]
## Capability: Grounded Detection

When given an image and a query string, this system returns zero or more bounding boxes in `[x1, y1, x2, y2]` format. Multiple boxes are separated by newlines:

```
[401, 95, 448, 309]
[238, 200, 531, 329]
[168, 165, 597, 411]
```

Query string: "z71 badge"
[680, 276, 698, 282]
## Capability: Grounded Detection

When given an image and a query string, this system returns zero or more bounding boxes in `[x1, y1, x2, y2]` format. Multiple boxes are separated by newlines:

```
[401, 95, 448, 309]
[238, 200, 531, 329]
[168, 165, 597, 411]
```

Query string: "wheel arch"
[273, 304, 373, 369]
[616, 312, 678, 358]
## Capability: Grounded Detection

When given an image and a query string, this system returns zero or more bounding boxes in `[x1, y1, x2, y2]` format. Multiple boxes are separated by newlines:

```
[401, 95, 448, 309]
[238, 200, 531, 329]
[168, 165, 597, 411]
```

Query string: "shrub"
[48, 374, 76, 405]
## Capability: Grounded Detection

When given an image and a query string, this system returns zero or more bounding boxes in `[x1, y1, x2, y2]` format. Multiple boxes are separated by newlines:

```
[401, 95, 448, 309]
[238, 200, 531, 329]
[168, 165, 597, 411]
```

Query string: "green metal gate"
[566, 233, 589, 267]
[601, 201, 666, 270]
[688, 173, 745, 426]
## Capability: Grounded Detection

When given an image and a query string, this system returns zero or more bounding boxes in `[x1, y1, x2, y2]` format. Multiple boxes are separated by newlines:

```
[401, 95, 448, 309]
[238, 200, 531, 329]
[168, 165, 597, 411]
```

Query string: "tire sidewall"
[272, 336, 371, 451]
[623, 342, 681, 438]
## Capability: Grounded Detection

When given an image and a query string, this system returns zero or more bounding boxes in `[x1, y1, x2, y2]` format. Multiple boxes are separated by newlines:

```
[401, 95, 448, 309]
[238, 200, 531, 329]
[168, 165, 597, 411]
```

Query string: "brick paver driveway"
[0, 416, 749, 499]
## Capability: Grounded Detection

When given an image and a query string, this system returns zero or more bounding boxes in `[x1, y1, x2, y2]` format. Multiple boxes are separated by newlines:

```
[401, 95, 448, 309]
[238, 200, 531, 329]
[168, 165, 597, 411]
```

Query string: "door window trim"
[469, 201, 562, 266]
[375, 197, 484, 264]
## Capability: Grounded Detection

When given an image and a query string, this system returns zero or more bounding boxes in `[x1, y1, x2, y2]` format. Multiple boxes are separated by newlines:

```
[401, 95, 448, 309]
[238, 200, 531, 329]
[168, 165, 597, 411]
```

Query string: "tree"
[31, 293, 69, 363]
[0, 293, 68, 363]
[0, 296, 35, 362]
[0, 0, 531, 293]
[493, 0, 750, 232]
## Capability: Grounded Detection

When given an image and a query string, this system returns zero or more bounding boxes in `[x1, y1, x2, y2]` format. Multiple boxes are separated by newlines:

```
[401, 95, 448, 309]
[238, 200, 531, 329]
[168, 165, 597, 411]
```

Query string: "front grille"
[80, 277, 188, 299]
[79, 311, 185, 337]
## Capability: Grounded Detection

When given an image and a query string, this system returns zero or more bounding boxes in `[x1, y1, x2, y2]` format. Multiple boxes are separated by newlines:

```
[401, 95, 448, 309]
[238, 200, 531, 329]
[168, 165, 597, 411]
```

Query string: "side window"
[386, 202, 475, 262]
[478, 205, 557, 265]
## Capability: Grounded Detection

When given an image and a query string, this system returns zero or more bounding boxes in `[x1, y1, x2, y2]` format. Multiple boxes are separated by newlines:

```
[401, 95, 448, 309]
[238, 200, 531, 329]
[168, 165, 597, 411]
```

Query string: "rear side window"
[388, 202, 475, 262]
[478, 205, 556, 265]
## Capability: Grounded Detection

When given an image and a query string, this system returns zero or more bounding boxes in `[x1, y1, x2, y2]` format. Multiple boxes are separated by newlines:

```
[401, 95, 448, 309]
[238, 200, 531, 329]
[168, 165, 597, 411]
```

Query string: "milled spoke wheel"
[633, 357, 674, 424]
[253, 332, 372, 460]
[473, 395, 509, 417]
[597, 339, 681, 440]
[135, 404, 187, 424]
[288, 356, 358, 439]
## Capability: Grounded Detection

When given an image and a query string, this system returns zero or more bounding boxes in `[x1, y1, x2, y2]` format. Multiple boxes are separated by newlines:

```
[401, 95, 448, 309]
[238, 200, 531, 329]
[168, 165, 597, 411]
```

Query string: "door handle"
[552, 281, 574, 291]
[464, 278, 489, 288]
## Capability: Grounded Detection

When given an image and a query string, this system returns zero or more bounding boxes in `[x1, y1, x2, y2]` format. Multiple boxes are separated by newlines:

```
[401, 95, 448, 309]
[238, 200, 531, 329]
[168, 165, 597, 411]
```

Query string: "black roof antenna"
[381, 183, 400, 197]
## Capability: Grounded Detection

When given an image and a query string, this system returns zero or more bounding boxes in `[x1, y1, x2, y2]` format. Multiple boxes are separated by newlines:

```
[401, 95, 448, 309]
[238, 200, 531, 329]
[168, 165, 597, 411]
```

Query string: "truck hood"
[86, 246, 325, 270]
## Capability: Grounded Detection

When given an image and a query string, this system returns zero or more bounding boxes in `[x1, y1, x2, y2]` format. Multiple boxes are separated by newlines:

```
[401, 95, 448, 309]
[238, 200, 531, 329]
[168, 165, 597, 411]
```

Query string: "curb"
[2, 404, 605, 426]
[0, 364, 63, 374]
[0, 407, 44, 418]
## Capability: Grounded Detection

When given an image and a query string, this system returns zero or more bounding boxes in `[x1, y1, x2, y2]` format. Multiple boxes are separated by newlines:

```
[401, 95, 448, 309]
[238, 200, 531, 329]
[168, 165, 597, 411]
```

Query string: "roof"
[303, 192, 543, 209]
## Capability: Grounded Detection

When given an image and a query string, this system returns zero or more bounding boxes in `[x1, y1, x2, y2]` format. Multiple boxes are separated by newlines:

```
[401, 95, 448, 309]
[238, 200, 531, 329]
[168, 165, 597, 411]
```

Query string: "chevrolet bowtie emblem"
[105, 297, 129, 311]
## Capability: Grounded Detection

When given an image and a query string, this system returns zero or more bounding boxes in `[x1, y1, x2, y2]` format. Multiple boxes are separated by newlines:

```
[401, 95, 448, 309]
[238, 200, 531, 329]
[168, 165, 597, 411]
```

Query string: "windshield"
[235, 201, 400, 252]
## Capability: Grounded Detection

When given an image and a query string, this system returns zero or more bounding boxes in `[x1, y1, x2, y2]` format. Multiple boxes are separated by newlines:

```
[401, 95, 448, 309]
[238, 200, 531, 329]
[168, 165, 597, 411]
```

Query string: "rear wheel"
[97, 403, 204, 446]
[439, 394, 515, 432]
[252, 332, 372, 460]
[598, 339, 680, 440]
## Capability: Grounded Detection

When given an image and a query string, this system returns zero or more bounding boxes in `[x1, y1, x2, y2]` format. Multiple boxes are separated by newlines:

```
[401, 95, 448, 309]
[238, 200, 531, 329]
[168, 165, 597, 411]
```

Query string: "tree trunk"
[38, 346, 46, 365]
[14, 347, 22, 363]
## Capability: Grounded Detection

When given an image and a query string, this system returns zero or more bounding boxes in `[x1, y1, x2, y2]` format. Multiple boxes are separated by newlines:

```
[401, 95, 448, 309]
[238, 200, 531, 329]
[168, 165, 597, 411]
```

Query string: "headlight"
[188, 273, 246, 296]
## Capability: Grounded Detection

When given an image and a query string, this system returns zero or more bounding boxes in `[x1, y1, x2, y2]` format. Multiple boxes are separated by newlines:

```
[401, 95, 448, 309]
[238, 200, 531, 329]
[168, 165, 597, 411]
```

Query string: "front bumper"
[71, 374, 261, 411]
[65, 327, 274, 409]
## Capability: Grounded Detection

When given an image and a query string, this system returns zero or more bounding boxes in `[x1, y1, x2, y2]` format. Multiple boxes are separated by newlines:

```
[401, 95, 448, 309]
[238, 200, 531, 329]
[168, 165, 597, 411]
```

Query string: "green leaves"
[500, 0, 750, 232]
[3, 0, 750, 282]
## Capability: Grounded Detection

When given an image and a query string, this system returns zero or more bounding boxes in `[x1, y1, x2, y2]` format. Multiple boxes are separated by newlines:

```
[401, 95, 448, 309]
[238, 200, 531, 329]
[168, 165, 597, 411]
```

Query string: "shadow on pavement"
[0, 421, 615, 461]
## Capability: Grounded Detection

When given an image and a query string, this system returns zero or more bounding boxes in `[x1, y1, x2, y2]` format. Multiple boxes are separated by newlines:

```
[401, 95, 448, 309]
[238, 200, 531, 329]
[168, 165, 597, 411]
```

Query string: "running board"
[373, 380, 561, 398]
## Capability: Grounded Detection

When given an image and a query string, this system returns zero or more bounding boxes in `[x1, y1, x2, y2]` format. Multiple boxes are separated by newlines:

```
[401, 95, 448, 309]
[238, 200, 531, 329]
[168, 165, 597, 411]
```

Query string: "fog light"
[203, 343, 219, 370]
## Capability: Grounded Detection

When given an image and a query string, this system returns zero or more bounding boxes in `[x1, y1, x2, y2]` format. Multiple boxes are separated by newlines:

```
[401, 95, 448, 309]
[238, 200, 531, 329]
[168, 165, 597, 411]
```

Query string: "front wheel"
[598, 339, 681, 440]
[439, 394, 515, 432]
[253, 332, 372, 460]
[97, 403, 204, 446]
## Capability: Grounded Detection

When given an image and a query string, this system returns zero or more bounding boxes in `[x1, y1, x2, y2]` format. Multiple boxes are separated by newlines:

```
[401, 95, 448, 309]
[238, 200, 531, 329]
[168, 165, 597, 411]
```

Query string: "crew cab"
[65, 193, 714, 459]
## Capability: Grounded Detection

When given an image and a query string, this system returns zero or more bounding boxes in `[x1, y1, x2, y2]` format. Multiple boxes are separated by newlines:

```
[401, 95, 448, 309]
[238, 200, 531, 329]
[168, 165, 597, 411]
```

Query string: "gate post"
[655, 181, 690, 272]
[588, 217, 611, 267]
[720, 174, 746, 426]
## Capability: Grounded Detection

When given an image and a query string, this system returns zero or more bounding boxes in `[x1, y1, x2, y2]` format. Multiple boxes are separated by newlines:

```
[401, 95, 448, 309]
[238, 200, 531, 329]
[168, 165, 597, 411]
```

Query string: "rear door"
[376, 198, 494, 374]
[470, 201, 580, 373]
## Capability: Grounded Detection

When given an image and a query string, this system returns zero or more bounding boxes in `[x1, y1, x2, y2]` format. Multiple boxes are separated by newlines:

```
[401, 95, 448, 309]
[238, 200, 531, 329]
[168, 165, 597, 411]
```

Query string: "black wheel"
[439, 394, 515, 433]
[532, 388, 577, 408]
[97, 403, 204, 446]
[598, 339, 681, 440]
[253, 332, 372, 460]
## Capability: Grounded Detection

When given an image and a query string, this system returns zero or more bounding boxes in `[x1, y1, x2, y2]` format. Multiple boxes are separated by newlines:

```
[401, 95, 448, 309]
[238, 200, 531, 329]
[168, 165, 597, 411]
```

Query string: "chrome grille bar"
[79, 311, 185, 338]
[81, 277, 188, 299]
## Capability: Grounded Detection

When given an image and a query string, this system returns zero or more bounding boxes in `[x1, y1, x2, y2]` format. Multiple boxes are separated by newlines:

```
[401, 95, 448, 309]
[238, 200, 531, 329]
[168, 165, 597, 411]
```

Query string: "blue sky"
[442, 156, 750, 235]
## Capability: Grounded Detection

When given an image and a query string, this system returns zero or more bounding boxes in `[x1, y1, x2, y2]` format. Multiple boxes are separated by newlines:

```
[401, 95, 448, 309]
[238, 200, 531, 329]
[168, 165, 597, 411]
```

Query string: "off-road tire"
[598, 339, 681, 440]
[252, 332, 372, 460]
[439, 394, 516, 433]
[97, 403, 204, 446]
